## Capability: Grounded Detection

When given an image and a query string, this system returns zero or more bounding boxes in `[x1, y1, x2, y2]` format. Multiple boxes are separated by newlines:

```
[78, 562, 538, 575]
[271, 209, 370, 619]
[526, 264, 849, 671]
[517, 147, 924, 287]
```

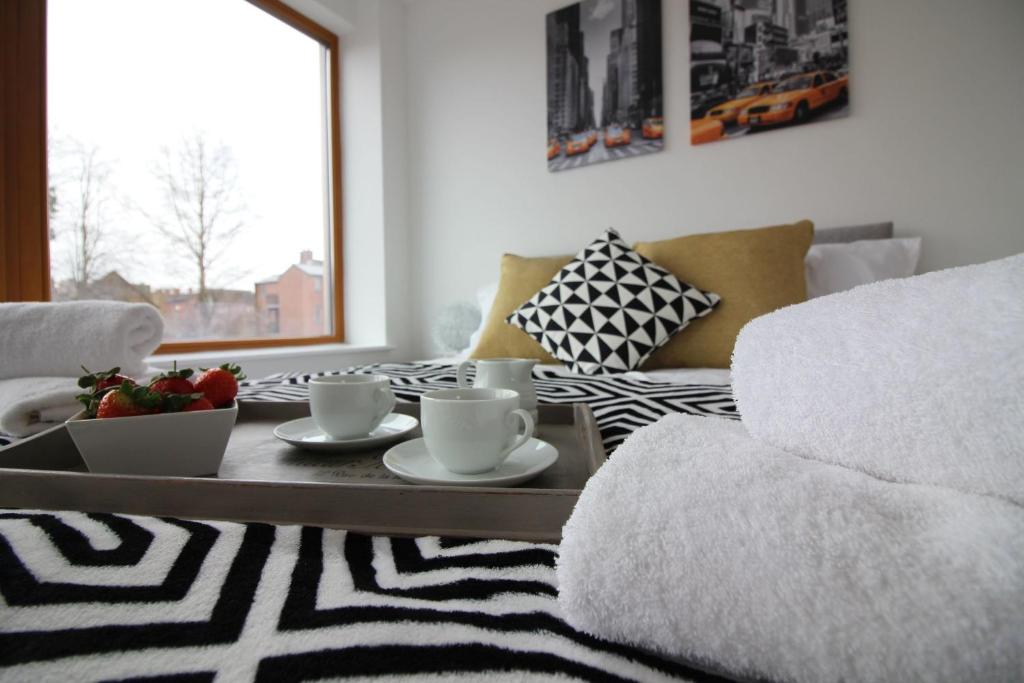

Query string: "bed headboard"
[813, 221, 893, 244]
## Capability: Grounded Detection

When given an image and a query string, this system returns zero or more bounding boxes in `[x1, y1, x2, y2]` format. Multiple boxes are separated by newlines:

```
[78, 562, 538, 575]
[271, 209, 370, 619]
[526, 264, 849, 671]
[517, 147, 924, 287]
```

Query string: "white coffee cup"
[309, 374, 396, 439]
[420, 387, 535, 474]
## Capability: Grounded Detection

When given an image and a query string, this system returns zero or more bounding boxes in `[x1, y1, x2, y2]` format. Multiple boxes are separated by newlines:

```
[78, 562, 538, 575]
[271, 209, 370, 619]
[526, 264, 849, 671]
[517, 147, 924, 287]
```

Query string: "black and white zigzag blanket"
[239, 363, 737, 454]
[0, 363, 736, 682]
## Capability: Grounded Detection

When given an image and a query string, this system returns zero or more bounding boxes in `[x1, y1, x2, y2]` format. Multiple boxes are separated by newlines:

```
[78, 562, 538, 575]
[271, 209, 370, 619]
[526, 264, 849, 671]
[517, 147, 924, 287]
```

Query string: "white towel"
[0, 301, 164, 380]
[0, 367, 162, 438]
[0, 377, 81, 437]
[557, 414, 1024, 683]
[732, 252, 1024, 504]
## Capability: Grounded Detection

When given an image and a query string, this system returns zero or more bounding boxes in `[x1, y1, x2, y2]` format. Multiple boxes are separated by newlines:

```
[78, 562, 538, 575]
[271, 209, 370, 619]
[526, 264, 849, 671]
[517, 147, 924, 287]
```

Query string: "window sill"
[148, 343, 396, 378]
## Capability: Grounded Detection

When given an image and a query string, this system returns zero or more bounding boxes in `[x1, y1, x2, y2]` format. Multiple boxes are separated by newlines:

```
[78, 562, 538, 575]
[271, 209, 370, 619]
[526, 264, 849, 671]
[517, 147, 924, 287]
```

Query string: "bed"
[1, 221, 926, 680]
[0, 362, 737, 682]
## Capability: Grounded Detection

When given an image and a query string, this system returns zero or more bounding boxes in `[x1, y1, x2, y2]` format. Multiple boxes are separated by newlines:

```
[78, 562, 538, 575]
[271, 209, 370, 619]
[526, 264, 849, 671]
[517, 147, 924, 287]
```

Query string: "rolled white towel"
[732, 252, 1024, 504]
[0, 377, 81, 437]
[0, 301, 164, 380]
[0, 367, 161, 438]
[557, 414, 1024, 683]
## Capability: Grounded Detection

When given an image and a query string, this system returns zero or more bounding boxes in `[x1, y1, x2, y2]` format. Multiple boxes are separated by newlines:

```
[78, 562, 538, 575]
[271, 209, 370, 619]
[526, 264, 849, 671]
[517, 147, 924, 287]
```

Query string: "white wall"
[265, 0, 414, 369]
[404, 0, 1024, 356]
[319, 0, 415, 360]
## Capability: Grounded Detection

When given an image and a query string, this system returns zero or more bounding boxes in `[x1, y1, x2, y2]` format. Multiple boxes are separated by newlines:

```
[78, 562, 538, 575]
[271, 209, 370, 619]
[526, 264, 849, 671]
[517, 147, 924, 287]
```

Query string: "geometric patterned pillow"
[507, 228, 720, 374]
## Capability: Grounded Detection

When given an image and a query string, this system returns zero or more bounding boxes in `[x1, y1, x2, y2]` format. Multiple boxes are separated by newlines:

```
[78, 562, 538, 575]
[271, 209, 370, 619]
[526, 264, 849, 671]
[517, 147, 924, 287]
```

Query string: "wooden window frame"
[0, 0, 345, 354]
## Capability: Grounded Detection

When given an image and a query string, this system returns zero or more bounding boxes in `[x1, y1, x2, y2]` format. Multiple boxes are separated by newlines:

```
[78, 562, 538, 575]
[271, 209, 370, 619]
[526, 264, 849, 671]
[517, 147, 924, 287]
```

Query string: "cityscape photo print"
[547, 0, 663, 172]
[690, 0, 849, 145]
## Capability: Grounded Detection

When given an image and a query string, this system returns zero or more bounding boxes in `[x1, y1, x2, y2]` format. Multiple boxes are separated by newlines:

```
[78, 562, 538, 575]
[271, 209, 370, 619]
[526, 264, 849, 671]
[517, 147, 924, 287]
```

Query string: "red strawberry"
[151, 376, 194, 395]
[194, 363, 245, 408]
[77, 367, 137, 417]
[96, 382, 163, 419]
[159, 391, 203, 413]
[97, 374, 134, 391]
[149, 362, 195, 396]
[78, 366, 135, 392]
[183, 396, 214, 412]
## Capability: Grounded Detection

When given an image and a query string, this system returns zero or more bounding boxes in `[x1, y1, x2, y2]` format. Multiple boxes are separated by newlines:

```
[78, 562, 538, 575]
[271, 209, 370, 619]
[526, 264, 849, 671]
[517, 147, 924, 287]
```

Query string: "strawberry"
[194, 363, 245, 408]
[78, 366, 135, 392]
[160, 391, 206, 413]
[183, 396, 214, 412]
[96, 382, 163, 419]
[149, 362, 195, 396]
[76, 367, 137, 417]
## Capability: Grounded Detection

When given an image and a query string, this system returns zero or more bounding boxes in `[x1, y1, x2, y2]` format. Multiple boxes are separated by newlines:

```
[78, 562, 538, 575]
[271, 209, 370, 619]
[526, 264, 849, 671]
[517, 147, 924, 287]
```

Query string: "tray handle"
[573, 403, 607, 475]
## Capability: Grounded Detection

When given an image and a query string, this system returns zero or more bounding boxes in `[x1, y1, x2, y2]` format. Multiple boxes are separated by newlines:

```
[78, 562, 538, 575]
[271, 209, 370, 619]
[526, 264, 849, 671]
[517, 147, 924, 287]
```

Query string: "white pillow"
[462, 281, 499, 356]
[805, 238, 922, 298]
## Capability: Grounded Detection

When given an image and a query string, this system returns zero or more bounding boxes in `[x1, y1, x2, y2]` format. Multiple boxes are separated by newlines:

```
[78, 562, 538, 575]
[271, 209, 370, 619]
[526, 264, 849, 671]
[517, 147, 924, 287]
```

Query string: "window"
[0, 0, 343, 353]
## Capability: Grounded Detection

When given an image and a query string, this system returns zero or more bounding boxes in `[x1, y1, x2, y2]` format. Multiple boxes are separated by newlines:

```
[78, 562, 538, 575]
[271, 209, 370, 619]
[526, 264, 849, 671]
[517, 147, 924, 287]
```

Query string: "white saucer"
[273, 413, 419, 452]
[382, 437, 558, 487]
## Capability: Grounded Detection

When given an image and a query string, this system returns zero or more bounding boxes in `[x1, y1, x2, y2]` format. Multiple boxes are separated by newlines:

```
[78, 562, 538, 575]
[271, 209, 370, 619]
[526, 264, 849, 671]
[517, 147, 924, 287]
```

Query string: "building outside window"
[254, 251, 326, 337]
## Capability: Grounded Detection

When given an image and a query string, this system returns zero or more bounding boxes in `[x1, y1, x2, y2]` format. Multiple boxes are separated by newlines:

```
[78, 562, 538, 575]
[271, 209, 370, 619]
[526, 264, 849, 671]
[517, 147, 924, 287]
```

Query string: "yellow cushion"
[470, 252, 573, 362]
[634, 220, 814, 369]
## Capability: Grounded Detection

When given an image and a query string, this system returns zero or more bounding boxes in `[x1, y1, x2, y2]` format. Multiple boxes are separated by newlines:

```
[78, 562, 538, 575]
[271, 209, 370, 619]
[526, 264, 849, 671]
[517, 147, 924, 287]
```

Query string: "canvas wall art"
[547, 0, 663, 172]
[689, 0, 849, 145]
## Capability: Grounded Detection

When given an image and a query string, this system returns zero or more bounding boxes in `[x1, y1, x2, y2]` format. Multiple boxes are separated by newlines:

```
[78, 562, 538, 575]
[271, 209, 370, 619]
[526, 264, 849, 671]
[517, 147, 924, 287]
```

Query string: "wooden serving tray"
[0, 402, 606, 542]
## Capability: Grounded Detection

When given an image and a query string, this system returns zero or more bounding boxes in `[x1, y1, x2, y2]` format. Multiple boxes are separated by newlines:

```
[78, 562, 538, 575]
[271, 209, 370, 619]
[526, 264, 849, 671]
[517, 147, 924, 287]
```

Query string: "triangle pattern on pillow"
[507, 229, 721, 375]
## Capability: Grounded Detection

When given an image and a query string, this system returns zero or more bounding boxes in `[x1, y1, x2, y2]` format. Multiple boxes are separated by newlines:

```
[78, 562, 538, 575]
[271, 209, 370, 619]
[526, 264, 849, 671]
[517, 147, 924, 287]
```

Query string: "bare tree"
[50, 140, 115, 287]
[148, 132, 246, 316]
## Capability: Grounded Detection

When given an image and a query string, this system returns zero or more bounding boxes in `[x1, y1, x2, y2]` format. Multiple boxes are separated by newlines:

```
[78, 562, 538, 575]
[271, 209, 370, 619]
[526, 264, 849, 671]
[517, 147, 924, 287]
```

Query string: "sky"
[580, 0, 622, 126]
[48, 0, 328, 292]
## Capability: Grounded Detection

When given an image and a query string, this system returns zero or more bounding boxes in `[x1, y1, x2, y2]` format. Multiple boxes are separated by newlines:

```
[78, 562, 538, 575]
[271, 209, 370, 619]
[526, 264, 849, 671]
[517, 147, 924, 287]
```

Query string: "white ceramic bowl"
[65, 402, 238, 476]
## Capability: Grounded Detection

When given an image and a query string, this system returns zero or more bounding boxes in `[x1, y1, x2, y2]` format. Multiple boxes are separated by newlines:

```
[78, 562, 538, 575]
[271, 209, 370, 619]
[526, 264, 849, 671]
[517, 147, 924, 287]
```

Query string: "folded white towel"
[732, 253, 1024, 504]
[0, 301, 164, 380]
[557, 414, 1024, 683]
[0, 377, 81, 437]
[0, 367, 161, 438]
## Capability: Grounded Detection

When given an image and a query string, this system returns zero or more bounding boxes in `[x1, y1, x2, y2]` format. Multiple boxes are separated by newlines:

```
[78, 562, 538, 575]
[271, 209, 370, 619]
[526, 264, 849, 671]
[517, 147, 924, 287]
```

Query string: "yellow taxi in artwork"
[705, 82, 774, 124]
[547, 138, 561, 160]
[738, 71, 849, 127]
[690, 118, 724, 145]
[641, 116, 664, 139]
[566, 133, 592, 156]
[604, 124, 631, 148]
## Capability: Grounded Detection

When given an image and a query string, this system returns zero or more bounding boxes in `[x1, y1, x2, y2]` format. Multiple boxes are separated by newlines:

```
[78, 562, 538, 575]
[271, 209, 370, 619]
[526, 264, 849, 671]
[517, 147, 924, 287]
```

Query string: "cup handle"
[456, 360, 474, 388]
[374, 387, 396, 423]
[499, 408, 535, 463]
